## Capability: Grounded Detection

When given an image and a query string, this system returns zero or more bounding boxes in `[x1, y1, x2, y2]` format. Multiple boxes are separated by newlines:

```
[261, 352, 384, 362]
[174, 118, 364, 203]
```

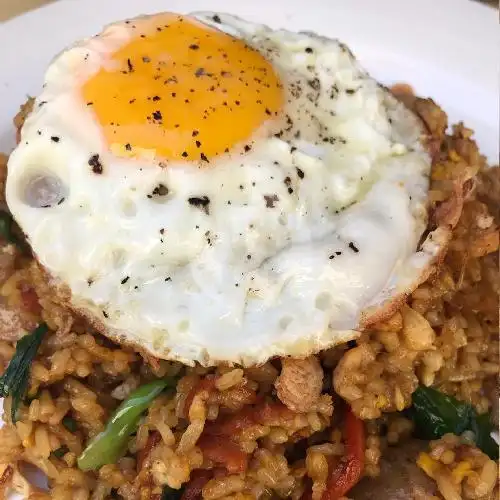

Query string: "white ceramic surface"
[0, 0, 497, 497]
[1, 0, 498, 161]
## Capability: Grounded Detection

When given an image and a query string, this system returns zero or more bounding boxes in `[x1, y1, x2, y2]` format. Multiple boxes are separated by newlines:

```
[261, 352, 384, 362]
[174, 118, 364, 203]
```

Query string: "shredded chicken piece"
[275, 356, 323, 413]
[0, 244, 17, 285]
[0, 302, 36, 343]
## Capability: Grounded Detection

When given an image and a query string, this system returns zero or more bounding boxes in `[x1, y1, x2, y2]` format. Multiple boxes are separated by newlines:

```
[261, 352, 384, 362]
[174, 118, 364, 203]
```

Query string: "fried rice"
[0, 90, 498, 500]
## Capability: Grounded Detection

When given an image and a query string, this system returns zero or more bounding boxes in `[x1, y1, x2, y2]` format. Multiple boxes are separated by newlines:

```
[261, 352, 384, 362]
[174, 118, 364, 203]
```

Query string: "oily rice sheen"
[0, 90, 498, 500]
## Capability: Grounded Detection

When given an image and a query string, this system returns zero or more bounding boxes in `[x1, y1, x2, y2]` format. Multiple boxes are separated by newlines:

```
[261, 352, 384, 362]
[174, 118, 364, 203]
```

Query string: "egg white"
[7, 12, 438, 366]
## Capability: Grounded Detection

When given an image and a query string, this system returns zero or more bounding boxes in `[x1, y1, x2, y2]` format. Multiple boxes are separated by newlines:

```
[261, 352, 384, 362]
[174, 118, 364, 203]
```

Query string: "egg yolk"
[82, 14, 284, 163]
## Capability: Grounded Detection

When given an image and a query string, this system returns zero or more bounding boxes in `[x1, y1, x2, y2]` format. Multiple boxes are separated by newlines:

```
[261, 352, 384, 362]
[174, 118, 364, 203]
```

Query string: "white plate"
[1, 0, 498, 161]
[0, 0, 498, 497]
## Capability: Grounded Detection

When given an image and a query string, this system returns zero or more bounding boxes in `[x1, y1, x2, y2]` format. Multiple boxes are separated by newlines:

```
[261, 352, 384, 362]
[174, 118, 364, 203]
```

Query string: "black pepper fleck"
[188, 196, 210, 214]
[296, 168, 305, 179]
[150, 184, 169, 197]
[308, 78, 320, 91]
[121, 276, 130, 285]
[264, 194, 279, 208]
[50, 136, 60, 143]
[88, 154, 103, 174]
[348, 242, 359, 253]
[189, 44, 199, 50]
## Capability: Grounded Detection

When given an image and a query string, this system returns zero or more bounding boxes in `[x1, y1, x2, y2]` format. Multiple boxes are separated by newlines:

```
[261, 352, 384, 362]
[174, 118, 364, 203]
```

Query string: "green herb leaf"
[409, 386, 499, 459]
[470, 413, 499, 460]
[161, 485, 184, 500]
[409, 386, 473, 440]
[62, 416, 78, 433]
[77, 378, 177, 471]
[0, 323, 48, 422]
[0, 211, 13, 242]
[0, 210, 29, 253]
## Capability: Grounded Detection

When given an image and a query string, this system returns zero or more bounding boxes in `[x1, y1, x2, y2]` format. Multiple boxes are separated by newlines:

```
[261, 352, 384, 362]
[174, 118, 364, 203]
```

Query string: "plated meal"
[0, 9, 498, 500]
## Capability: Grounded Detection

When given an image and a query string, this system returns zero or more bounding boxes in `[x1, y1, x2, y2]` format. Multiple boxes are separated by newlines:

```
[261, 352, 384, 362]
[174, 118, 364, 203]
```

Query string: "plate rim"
[1, 0, 498, 161]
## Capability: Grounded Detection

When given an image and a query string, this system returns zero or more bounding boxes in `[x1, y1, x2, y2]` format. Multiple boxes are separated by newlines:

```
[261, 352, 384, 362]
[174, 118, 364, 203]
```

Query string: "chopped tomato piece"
[321, 407, 365, 500]
[257, 400, 296, 425]
[205, 399, 293, 437]
[204, 404, 256, 436]
[19, 287, 42, 315]
[183, 375, 217, 417]
[300, 478, 314, 500]
[197, 435, 248, 474]
[137, 430, 161, 471]
[181, 469, 213, 500]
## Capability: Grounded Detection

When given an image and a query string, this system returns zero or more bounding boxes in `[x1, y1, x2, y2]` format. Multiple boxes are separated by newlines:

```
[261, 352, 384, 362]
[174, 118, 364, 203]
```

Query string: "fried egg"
[6, 12, 445, 366]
